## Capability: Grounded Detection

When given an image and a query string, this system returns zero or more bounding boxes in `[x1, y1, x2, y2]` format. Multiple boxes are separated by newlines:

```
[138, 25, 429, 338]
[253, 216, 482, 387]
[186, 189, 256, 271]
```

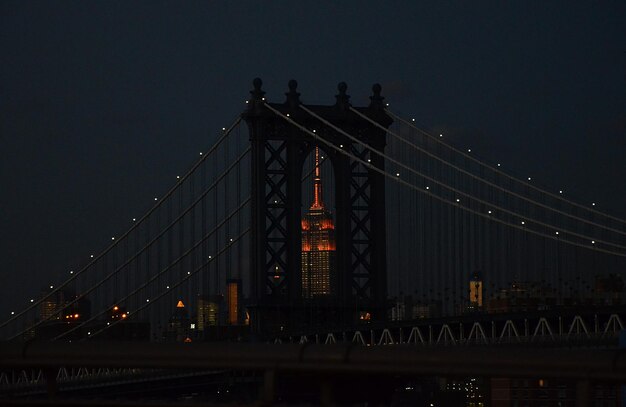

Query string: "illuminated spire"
[311, 147, 324, 209]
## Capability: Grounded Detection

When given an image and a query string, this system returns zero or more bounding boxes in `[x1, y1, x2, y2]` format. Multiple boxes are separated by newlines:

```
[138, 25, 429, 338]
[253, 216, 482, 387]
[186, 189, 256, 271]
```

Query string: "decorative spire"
[335, 82, 350, 110]
[248, 77, 265, 109]
[369, 83, 385, 110]
[285, 79, 301, 108]
[311, 146, 324, 210]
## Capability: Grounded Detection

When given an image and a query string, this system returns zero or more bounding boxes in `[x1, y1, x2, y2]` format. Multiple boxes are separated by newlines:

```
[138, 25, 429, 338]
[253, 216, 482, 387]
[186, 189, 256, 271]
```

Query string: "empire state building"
[301, 147, 336, 299]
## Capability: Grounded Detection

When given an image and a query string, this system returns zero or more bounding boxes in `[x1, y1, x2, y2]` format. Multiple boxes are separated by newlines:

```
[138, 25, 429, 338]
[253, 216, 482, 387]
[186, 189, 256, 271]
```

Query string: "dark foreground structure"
[2, 341, 626, 406]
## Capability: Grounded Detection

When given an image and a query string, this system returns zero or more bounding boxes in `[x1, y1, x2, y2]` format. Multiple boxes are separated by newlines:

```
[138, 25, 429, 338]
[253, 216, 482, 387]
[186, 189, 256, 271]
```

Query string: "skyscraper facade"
[301, 147, 337, 299]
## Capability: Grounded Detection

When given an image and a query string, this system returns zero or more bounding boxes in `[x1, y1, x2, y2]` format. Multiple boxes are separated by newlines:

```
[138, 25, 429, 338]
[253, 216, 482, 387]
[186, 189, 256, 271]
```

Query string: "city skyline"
[2, 3, 625, 318]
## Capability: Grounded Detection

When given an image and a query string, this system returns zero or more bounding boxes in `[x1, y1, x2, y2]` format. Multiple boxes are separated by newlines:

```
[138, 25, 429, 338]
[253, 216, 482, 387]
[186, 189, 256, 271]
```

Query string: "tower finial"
[369, 83, 384, 109]
[249, 78, 265, 106]
[311, 146, 324, 210]
[285, 79, 301, 108]
[335, 82, 350, 110]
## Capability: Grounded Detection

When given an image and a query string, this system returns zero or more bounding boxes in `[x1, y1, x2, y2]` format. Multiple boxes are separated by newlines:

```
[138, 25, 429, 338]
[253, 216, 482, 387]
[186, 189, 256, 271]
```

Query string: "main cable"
[264, 103, 625, 257]
[0, 117, 242, 331]
[387, 109, 626, 226]
[11, 148, 251, 339]
[83, 228, 251, 341]
[52, 198, 251, 341]
[351, 107, 626, 237]
[301, 105, 625, 251]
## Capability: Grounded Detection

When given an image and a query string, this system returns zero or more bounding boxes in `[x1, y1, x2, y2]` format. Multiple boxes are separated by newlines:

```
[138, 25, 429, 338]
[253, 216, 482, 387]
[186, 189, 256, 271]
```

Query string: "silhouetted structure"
[243, 79, 392, 336]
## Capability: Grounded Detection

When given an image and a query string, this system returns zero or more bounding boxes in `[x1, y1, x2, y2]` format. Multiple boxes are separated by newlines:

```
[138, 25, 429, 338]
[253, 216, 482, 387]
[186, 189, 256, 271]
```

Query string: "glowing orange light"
[113, 306, 119, 311]
[121, 313, 127, 318]
[176, 300, 185, 308]
[74, 314, 79, 319]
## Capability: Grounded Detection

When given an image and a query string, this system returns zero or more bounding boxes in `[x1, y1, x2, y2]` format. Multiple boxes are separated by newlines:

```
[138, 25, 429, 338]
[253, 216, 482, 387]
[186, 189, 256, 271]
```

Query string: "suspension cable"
[387, 109, 626, 226]
[14, 148, 250, 338]
[0, 117, 242, 331]
[51, 198, 251, 341]
[264, 102, 625, 257]
[351, 107, 626, 237]
[83, 228, 251, 341]
[300, 105, 625, 250]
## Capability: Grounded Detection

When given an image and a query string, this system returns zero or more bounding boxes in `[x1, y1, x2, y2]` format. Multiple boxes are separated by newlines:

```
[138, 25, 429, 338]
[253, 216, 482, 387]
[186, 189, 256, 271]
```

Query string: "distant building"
[197, 294, 221, 330]
[226, 279, 242, 325]
[487, 281, 556, 313]
[166, 300, 191, 342]
[301, 147, 336, 299]
[469, 271, 483, 308]
[38, 287, 67, 322]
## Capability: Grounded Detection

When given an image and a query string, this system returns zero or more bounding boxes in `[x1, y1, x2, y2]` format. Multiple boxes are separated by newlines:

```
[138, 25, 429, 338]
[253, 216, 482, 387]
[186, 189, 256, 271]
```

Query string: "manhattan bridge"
[2, 79, 626, 405]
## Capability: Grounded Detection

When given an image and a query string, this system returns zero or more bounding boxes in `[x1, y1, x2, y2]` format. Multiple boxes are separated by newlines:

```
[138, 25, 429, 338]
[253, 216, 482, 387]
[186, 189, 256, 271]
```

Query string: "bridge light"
[222, 127, 226, 131]
[396, 173, 400, 177]
[30, 299, 34, 303]
[146, 299, 150, 302]
[367, 159, 371, 162]
[286, 113, 290, 117]
[154, 197, 158, 201]
[199, 152, 203, 156]
[132, 218, 136, 222]
[426, 186, 429, 190]
[592, 240, 596, 244]
[592, 202, 596, 206]
[521, 221, 525, 225]
[439, 134, 443, 138]
[312, 129, 316, 133]
[208, 255, 212, 259]
[111, 237, 115, 240]
[166, 285, 170, 289]
[187, 271, 191, 275]
[488, 210, 492, 214]
[10, 311, 14, 315]
[87, 332, 91, 335]
[559, 190, 563, 194]
[528, 177, 532, 181]
[497, 163, 501, 167]
[50, 285, 54, 289]
[412, 118, 415, 122]
[555, 231, 559, 235]
[90, 255, 94, 258]
[456, 199, 460, 203]
[245, 100, 248, 104]
[467, 149, 471, 153]
[339, 144, 343, 148]
[70, 270, 74, 274]
[176, 175, 180, 179]
[386, 103, 389, 106]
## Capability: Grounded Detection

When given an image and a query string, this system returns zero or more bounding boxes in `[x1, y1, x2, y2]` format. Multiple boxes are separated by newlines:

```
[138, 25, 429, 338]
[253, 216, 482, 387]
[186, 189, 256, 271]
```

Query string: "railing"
[2, 341, 626, 406]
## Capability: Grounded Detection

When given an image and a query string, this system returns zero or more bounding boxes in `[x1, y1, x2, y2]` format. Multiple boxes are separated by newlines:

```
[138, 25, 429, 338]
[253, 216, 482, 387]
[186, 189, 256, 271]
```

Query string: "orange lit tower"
[301, 147, 337, 298]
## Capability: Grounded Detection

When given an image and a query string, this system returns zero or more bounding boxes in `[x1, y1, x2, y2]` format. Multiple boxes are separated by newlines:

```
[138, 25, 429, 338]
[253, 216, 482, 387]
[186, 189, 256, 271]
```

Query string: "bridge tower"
[243, 78, 392, 337]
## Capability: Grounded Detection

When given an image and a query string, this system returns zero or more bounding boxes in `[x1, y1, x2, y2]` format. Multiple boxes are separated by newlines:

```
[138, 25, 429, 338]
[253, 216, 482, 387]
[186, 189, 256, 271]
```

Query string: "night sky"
[1, 1, 625, 317]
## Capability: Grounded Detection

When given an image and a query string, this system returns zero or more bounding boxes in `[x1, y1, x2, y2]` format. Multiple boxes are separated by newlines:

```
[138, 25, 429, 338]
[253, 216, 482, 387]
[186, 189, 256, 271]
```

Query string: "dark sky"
[1, 1, 625, 317]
